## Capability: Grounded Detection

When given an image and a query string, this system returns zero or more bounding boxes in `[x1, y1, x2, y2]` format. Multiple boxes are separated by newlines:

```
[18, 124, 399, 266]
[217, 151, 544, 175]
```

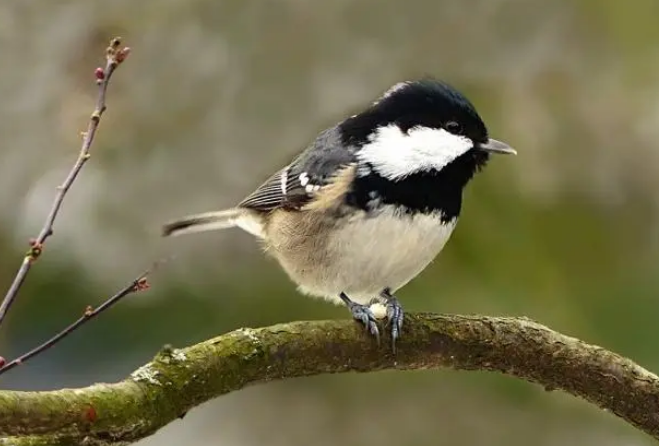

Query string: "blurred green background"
[1, 0, 659, 445]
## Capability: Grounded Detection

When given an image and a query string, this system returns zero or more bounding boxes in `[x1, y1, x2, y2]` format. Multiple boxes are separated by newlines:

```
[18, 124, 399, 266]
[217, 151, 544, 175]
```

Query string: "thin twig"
[0, 37, 131, 328]
[0, 258, 169, 376]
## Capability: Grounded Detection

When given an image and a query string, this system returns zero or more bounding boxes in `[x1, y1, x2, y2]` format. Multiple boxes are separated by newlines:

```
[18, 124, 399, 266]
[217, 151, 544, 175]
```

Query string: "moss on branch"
[1, 314, 658, 445]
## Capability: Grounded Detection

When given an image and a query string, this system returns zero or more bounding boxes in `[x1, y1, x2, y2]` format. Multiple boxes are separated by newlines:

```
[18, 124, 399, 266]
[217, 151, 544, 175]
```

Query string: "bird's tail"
[162, 208, 243, 237]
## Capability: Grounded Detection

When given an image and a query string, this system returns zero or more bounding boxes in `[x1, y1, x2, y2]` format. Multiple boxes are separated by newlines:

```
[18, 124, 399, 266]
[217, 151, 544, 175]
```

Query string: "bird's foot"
[382, 289, 404, 353]
[339, 292, 380, 343]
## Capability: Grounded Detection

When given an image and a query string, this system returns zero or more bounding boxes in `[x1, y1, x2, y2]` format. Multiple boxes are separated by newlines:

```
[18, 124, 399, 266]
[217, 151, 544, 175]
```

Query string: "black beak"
[479, 138, 516, 155]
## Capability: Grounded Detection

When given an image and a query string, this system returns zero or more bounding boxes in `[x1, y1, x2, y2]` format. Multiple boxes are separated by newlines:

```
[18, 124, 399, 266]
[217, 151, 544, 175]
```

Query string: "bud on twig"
[0, 37, 137, 374]
[134, 277, 150, 292]
[26, 240, 43, 261]
[115, 47, 131, 64]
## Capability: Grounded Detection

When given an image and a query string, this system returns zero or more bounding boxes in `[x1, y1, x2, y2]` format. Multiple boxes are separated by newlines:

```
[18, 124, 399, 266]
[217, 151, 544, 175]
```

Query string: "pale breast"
[265, 206, 456, 305]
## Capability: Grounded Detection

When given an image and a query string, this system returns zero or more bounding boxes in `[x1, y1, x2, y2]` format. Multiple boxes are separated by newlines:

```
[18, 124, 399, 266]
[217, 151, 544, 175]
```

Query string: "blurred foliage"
[0, 0, 658, 445]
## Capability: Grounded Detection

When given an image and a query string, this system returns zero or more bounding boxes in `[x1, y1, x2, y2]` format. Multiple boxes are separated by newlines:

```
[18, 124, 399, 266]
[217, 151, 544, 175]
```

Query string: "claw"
[381, 290, 404, 353]
[386, 299, 404, 352]
[339, 292, 380, 344]
[350, 302, 380, 343]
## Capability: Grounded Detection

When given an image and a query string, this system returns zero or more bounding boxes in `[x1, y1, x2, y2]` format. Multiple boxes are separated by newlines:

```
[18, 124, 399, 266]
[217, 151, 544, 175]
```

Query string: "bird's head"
[340, 79, 515, 182]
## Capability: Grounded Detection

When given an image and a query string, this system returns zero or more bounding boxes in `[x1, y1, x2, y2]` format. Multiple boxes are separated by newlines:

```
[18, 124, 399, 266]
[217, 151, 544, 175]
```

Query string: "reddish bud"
[15, 358, 22, 365]
[94, 67, 105, 80]
[0, 356, 5, 367]
[28, 238, 37, 246]
[115, 47, 131, 64]
[134, 277, 150, 291]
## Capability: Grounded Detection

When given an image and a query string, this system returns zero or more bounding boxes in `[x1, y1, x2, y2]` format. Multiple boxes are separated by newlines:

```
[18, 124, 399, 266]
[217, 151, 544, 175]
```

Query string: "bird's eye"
[445, 121, 463, 134]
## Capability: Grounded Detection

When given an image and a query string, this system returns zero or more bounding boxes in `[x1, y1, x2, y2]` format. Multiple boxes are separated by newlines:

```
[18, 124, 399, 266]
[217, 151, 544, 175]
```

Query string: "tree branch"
[1, 314, 658, 445]
[0, 267, 153, 377]
[0, 37, 131, 329]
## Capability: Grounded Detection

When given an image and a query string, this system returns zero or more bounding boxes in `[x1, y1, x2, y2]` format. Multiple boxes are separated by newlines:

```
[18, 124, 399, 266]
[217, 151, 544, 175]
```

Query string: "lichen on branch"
[1, 314, 658, 446]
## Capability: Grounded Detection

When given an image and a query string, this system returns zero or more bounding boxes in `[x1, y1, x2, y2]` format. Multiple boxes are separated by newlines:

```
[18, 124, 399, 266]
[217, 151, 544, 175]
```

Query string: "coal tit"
[162, 79, 515, 351]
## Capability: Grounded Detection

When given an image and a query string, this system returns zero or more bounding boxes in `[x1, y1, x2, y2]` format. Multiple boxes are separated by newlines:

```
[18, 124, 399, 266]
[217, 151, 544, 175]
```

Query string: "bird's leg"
[339, 292, 380, 343]
[380, 288, 404, 352]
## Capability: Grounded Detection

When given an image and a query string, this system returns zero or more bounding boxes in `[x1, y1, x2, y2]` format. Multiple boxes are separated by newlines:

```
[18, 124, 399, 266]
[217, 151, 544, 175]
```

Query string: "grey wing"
[238, 127, 356, 212]
[238, 168, 291, 211]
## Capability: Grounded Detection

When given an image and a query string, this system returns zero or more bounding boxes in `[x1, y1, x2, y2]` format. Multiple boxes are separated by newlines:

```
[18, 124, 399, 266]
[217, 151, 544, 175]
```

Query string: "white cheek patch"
[356, 124, 474, 180]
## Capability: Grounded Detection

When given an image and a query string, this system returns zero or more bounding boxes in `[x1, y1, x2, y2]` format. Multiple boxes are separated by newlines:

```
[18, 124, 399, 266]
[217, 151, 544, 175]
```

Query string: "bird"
[162, 78, 516, 351]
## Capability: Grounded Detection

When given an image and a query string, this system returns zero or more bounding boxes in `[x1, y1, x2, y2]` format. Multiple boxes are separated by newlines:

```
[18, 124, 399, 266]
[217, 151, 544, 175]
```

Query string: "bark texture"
[1, 314, 658, 445]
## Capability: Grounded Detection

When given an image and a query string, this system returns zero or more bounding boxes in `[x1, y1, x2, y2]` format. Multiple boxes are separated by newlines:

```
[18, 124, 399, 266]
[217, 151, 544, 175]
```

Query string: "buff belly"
[261, 206, 457, 305]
